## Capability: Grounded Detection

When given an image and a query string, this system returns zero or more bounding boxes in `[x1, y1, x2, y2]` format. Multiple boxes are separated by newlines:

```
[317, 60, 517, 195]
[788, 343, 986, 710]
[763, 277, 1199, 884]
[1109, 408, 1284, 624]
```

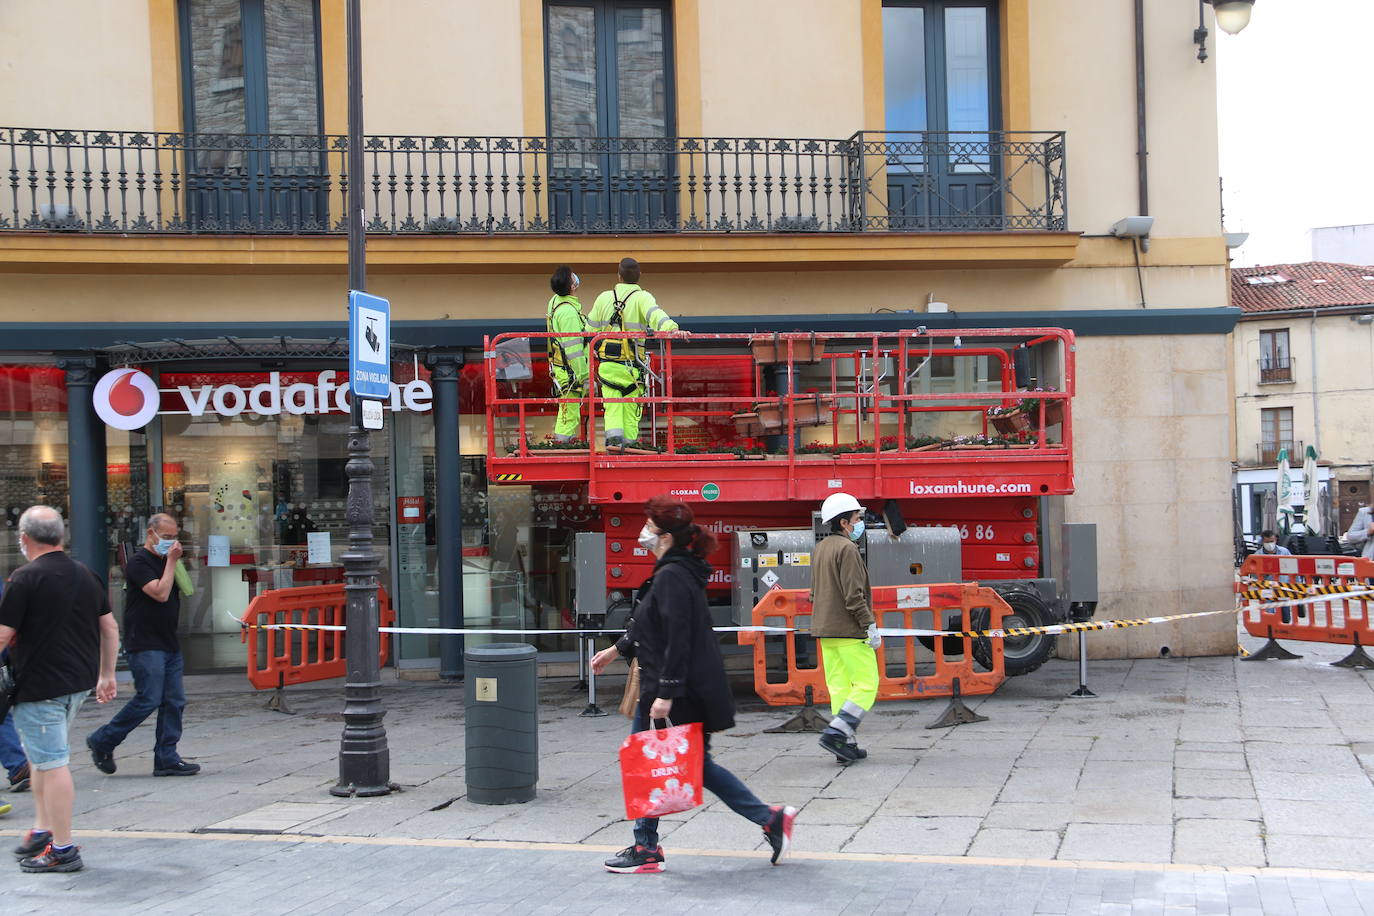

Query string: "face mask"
[849, 519, 866, 541]
[638, 526, 661, 552]
[571, 272, 580, 290]
[1261, 542, 1276, 553]
[154, 537, 177, 556]
[19, 537, 28, 561]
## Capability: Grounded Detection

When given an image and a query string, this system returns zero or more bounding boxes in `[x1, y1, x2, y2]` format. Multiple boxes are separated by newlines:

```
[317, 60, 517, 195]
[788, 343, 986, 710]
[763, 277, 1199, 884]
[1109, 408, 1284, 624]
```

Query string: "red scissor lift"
[484, 327, 1076, 618]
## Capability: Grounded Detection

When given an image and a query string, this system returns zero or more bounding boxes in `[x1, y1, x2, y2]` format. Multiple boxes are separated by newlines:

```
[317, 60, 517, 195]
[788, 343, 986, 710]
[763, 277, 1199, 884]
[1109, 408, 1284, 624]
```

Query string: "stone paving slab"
[5, 634, 1374, 877]
[12, 833, 1374, 916]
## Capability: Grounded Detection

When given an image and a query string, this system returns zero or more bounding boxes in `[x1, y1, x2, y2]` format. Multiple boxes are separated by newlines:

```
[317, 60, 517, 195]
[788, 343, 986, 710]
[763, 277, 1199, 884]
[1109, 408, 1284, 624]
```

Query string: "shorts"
[13, 690, 89, 771]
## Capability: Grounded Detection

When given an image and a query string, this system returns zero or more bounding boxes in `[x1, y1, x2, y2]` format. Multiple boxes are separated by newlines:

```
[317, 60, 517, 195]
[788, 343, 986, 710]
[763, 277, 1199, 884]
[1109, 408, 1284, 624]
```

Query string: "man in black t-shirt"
[0, 506, 119, 873]
[86, 513, 200, 780]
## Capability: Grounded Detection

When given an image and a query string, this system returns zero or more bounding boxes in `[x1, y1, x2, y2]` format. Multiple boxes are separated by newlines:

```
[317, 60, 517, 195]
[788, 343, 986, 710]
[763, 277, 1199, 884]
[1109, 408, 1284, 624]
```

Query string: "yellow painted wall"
[1233, 313, 1374, 474]
[0, 263, 1226, 324]
[1028, 1, 1222, 240]
[0, 0, 157, 129]
[360, 0, 524, 136]
[694, 0, 865, 138]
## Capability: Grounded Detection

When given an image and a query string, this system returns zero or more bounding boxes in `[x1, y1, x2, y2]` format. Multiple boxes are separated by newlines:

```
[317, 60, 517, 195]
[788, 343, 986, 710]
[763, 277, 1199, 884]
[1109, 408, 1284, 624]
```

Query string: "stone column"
[58, 355, 108, 580]
[428, 352, 465, 680]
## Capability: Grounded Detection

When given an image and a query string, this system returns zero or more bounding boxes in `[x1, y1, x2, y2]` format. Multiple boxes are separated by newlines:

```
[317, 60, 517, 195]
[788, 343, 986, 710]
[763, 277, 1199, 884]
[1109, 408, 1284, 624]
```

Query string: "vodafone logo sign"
[91, 368, 433, 429]
[94, 368, 160, 430]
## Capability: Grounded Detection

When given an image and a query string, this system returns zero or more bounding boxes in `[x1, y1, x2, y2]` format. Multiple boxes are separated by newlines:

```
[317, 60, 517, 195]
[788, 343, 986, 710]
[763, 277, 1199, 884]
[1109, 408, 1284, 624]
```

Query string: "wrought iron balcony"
[1, 127, 1067, 236]
[1257, 440, 1302, 466]
[1258, 356, 1294, 385]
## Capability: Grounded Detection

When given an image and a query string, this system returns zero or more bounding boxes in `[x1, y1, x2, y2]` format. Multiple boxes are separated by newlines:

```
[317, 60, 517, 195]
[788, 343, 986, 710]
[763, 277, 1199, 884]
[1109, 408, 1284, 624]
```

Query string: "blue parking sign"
[349, 290, 390, 399]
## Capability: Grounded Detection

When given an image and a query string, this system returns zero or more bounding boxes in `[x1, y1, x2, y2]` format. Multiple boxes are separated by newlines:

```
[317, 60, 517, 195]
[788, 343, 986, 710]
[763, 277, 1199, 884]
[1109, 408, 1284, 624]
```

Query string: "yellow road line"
[73, 828, 1374, 882]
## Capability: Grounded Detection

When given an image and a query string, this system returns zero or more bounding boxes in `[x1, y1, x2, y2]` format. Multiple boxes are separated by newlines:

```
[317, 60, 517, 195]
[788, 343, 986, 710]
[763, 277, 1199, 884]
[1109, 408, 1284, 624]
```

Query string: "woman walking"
[592, 496, 797, 874]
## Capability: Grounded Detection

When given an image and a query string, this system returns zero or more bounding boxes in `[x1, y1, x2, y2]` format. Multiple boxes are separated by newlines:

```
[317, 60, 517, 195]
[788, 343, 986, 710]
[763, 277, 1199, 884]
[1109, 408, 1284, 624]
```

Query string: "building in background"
[0, 0, 1241, 671]
[1309, 224, 1374, 266]
[1231, 261, 1374, 541]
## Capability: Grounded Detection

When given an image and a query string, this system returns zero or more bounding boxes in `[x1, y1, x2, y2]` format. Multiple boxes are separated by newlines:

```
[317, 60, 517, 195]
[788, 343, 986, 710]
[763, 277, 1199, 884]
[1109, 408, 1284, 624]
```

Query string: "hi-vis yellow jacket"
[586, 283, 678, 364]
[545, 294, 588, 383]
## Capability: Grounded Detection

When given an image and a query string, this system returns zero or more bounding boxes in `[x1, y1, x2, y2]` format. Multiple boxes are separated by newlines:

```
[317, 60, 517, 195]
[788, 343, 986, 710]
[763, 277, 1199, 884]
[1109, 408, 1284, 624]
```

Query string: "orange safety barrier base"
[738, 582, 1009, 728]
[240, 584, 395, 711]
[1238, 555, 1374, 667]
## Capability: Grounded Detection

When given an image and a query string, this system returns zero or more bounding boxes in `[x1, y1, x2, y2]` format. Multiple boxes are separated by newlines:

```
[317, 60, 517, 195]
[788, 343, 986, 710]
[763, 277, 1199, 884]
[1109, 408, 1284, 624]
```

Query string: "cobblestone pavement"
[3, 632, 1374, 911]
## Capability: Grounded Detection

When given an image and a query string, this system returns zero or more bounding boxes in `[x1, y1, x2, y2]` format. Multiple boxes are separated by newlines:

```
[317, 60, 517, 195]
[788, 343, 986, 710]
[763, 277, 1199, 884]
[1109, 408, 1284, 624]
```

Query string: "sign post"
[333, 0, 392, 800]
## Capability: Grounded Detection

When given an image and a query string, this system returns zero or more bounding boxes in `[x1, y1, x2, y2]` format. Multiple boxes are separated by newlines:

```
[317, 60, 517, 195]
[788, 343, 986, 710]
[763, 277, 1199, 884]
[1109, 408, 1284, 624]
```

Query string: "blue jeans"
[0, 710, 26, 778]
[630, 705, 771, 849]
[88, 649, 187, 768]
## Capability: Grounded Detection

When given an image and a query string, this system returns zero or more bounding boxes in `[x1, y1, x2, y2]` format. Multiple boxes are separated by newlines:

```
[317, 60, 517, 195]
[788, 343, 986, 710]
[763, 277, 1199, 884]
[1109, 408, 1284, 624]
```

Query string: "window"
[881, 1, 1000, 229]
[1259, 407, 1294, 464]
[1258, 329, 1292, 383]
[545, 1, 674, 231]
[179, 0, 327, 230]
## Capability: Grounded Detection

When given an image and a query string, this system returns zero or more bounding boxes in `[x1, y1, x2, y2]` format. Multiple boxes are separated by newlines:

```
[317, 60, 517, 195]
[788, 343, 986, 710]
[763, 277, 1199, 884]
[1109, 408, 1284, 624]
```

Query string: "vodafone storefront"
[0, 339, 509, 675]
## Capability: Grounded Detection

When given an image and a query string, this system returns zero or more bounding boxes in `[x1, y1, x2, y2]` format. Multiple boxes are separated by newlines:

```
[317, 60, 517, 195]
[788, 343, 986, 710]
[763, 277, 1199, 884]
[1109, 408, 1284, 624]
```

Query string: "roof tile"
[1232, 261, 1374, 313]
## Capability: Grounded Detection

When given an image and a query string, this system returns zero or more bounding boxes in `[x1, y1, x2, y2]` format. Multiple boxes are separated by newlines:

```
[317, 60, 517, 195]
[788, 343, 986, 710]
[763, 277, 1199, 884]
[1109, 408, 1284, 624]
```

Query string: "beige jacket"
[809, 533, 874, 637]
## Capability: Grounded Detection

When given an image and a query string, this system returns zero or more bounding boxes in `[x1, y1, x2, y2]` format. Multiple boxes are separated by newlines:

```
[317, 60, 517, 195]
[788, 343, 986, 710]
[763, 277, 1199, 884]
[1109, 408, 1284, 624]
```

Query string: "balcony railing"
[1257, 440, 1302, 465]
[1, 127, 1067, 236]
[1258, 356, 1294, 385]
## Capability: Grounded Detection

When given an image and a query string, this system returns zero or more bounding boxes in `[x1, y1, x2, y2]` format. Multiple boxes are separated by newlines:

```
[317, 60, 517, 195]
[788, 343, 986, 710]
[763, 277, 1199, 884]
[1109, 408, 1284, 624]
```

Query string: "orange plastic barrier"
[1238, 554, 1374, 664]
[240, 584, 395, 691]
[736, 582, 1008, 706]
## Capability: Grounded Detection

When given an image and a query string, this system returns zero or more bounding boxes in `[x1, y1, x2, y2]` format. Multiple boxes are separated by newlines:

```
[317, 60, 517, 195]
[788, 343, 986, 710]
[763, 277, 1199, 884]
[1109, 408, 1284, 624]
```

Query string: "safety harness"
[546, 295, 586, 397]
[593, 288, 645, 396]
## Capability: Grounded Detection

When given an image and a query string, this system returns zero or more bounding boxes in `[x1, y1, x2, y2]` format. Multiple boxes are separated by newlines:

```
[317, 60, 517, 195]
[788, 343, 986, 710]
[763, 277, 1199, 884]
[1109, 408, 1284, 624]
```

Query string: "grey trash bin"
[464, 642, 538, 805]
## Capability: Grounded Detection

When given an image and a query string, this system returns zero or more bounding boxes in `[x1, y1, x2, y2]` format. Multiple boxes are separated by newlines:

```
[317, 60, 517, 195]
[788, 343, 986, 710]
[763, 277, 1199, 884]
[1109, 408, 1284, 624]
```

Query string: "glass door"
[545, 1, 675, 231]
[882, 1, 999, 229]
[179, 0, 328, 231]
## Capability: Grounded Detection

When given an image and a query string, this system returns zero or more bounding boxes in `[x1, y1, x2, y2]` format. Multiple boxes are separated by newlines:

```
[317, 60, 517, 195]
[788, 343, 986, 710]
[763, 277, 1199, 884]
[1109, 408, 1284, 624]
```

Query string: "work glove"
[866, 624, 882, 650]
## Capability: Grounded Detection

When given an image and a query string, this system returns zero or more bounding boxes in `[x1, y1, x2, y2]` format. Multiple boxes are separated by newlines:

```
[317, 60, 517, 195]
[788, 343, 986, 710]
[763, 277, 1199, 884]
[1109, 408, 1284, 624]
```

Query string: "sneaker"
[763, 805, 798, 865]
[603, 844, 665, 874]
[13, 829, 51, 859]
[86, 736, 115, 775]
[153, 760, 201, 777]
[20, 843, 83, 873]
[819, 731, 861, 763]
[9, 763, 30, 792]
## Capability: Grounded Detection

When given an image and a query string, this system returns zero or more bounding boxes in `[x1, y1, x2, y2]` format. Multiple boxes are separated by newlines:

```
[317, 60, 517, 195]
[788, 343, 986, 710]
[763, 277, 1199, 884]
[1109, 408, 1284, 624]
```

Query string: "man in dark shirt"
[86, 513, 200, 779]
[0, 506, 119, 873]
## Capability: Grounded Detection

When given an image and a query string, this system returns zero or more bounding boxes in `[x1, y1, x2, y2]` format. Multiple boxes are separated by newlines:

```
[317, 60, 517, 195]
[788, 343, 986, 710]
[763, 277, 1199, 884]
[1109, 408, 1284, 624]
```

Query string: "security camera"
[1111, 216, 1154, 239]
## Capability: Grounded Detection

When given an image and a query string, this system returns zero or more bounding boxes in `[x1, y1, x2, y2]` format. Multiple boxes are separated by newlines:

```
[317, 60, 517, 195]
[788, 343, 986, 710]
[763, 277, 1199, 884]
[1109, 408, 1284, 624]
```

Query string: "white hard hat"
[820, 492, 863, 524]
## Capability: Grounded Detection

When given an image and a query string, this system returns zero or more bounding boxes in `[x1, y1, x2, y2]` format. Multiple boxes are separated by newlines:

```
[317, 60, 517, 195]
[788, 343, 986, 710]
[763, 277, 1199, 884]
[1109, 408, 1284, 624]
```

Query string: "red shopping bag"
[619, 722, 705, 819]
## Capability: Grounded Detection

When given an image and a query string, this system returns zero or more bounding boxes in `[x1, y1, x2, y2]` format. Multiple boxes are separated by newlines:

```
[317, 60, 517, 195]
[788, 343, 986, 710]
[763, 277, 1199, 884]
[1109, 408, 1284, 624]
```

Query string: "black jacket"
[615, 549, 736, 733]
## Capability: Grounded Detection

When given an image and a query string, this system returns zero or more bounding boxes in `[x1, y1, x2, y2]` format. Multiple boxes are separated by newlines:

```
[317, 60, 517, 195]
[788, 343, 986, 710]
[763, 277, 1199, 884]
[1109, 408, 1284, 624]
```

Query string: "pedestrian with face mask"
[811, 493, 881, 764]
[1258, 529, 1291, 556]
[86, 514, 200, 778]
[591, 496, 797, 874]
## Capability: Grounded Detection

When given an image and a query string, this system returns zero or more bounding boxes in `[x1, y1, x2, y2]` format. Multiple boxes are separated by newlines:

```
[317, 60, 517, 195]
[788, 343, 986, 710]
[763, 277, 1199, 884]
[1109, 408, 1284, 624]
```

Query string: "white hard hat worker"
[811, 491, 880, 766]
[820, 492, 864, 525]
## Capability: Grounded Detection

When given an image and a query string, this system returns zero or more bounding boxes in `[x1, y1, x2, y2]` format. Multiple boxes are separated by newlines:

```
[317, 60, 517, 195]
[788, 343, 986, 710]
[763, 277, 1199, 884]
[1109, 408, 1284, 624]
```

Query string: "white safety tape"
[238, 588, 1374, 639]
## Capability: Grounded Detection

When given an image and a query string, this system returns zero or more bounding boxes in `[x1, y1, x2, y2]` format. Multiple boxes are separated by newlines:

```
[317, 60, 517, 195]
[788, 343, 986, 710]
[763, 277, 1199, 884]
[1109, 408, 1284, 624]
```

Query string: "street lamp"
[331, 0, 392, 799]
[1195, 0, 1256, 62]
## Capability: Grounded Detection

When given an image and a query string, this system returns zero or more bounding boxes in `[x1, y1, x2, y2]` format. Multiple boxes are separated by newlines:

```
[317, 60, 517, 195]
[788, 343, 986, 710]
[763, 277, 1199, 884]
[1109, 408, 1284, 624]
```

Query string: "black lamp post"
[1196, 0, 1257, 63]
[332, 0, 392, 798]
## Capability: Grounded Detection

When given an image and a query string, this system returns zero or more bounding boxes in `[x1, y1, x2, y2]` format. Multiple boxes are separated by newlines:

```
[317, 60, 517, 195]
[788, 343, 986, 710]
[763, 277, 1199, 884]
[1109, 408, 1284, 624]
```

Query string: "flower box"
[750, 332, 824, 365]
[989, 412, 1033, 436]
[754, 395, 833, 429]
[732, 412, 767, 437]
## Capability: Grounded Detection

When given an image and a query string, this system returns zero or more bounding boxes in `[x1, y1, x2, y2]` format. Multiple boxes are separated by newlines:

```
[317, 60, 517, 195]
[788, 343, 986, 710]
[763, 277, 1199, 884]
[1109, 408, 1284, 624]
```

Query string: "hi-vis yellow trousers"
[819, 638, 879, 716]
